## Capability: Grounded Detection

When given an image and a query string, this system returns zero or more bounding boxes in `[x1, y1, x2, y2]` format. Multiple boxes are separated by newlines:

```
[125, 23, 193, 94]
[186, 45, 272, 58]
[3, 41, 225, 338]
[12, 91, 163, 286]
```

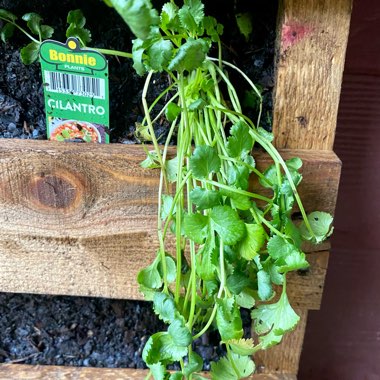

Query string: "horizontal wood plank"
[273, 0, 352, 150]
[0, 364, 297, 380]
[0, 141, 338, 299]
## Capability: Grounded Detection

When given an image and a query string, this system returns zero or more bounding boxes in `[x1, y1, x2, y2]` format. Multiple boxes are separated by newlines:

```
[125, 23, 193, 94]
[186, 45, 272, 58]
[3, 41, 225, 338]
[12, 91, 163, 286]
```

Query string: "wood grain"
[0, 140, 338, 299]
[273, 0, 352, 150]
[0, 364, 297, 380]
[286, 251, 329, 310]
[254, 309, 308, 375]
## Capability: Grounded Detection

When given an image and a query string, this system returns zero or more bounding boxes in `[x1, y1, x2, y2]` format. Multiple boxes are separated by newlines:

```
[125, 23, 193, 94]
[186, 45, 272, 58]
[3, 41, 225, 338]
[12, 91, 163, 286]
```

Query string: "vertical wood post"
[272, 0, 352, 150]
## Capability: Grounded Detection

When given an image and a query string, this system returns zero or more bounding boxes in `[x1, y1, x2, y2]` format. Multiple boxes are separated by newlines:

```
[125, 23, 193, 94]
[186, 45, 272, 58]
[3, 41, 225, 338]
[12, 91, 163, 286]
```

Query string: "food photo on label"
[49, 118, 105, 143]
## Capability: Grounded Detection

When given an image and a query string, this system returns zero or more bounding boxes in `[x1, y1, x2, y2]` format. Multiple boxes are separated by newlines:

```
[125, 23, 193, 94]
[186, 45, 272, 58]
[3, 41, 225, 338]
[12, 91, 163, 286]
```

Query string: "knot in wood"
[29, 174, 78, 209]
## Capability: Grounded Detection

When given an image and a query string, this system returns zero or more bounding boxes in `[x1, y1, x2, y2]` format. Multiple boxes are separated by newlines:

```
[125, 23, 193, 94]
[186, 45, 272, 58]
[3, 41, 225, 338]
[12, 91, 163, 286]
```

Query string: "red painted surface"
[299, 0, 380, 379]
[281, 23, 314, 52]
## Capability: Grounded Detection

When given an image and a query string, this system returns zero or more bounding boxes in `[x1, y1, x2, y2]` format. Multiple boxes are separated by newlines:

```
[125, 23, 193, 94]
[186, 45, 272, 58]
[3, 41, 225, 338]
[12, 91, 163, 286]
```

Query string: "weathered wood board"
[0, 364, 297, 380]
[273, 0, 353, 150]
[0, 140, 339, 298]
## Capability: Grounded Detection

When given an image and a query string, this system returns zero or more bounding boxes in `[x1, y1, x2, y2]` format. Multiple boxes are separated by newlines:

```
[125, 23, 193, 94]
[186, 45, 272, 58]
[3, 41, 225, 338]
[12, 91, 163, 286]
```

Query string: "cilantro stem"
[162, 170, 192, 240]
[142, 71, 164, 167]
[9, 21, 40, 44]
[203, 179, 273, 204]
[251, 207, 288, 239]
[193, 240, 225, 341]
[219, 155, 269, 183]
[150, 92, 180, 125]
[207, 57, 263, 127]
[89, 47, 133, 59]
[192, 303, 218, 341]
[205, 104, 316, 239]
[174, 73, 191, 304]
[249, 130, 316, 239]
[142, 80, 179, 126]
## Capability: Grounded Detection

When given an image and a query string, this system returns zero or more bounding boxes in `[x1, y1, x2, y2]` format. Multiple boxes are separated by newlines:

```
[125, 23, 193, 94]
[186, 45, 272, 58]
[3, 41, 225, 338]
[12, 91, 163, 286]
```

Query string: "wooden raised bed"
[0, 0, 351, 378]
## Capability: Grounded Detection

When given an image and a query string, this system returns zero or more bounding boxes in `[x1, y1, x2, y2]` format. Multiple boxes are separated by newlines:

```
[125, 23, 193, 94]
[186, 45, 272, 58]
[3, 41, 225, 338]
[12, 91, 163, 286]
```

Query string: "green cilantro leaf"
[0, 23, 15, 43]
[143, 330, 188, 365]
[66, 9, 91, 45]
[166, 156, 179, 182]
[132, 38, 146, 76]
[188, 98, 206, 111]
[203, 15, 223, 42]
[236, 288, 255, 309]
[149, 362, 167, 380]
[161, 195, 175, 221]
[158, 255, 177, 283]
[263, 261, 283, 286]
[190, 187, 221, 210]
[257, 269, 273, 300]
[140, 150, 160, 169]
[189, 145, 220, 179]
[227, 164, 250, 191]
[137, 260, 162, 289]
[0, 9, 17, 23]
[257, 127, 274, 142]
[184, 351, 203, 377]
[220, 187, 251, 211]
[267, 235, 308, 273]
[20, 41, 40, 65]
[168, 38, 209, 72]
[184, 213, 209, 244]
[267, 235, 294, 260]
[108, 0, 159, 40]
[210, 352, 255, 380]
[67, 9, 86, 27]
[216, 297, 243, 342]
[165, 102, 181, 122]
[147, 39, 173, 71]
[178, 0, 204, 34]
[40, 25, 54, 39]
[169, 372, 183, 380]
[21, 13, 42, 36]
[277, 250, 309, 273]
[226, 122, 253, 158]
[238, 223, 266, 260]
[196, 235, 217, 280]
[228, 338, 256, 356]
[210, 206, 245, 245]
[235, 12, 252, 41]
[168, 317, 192, 347]
[286, 157, 303, 170]
[284, 218, 302, 248]
[259, 164, 277, 189]
[300, 211, 334, 244]
[161, 3, 179, 31]
[251, 290, 299, 349]
[226, 271, 251, 295]
[153, 292, 176, 324]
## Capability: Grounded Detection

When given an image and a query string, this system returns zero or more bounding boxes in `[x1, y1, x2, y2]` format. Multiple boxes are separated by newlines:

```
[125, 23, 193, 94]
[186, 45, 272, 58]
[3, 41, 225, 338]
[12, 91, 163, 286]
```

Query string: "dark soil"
[0, 293, 251, 370]
[0, 0, 276, 142]
[0, 0, 277, 370]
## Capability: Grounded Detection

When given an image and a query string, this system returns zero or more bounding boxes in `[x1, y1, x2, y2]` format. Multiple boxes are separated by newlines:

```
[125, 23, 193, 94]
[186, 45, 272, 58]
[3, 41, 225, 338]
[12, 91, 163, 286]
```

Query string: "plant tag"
[39, 37, 109, 143]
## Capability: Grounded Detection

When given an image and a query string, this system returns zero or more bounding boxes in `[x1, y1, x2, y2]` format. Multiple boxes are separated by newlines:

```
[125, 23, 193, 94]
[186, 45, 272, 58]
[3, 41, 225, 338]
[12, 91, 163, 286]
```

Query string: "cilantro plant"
[1, 1, 334, 379]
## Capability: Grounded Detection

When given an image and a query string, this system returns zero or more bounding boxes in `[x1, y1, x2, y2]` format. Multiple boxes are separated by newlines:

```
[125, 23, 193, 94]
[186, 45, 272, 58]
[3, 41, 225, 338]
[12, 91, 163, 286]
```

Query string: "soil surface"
[0, 0, 277, 369]
[0, 293, 251, 370]
[0, 0, 276, 142]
